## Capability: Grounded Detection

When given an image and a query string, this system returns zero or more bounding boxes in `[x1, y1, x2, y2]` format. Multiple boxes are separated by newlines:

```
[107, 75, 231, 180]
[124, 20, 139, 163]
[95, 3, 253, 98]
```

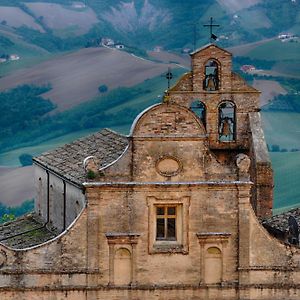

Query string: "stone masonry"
[0, 44, 299, 300]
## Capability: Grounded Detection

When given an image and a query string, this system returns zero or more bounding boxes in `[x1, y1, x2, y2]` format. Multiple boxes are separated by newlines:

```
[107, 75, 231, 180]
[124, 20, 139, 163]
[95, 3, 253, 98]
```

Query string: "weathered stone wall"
[168, 91, 259, 150]
[34, 165, 48, 219]
[86, 184, 241, 286]
[34, 165, 85, 232]
[1, 44, 297, 300]
[132, 103, 205, 137]
[248, 113, 273, 217]
[191, 45, 232, 92]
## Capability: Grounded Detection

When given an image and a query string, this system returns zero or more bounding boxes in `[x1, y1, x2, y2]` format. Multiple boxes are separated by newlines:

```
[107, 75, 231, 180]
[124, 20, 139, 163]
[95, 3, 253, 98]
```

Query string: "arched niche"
[204, 247, 222, 284]
[218, 101, 236, 142]
[203, 59, 220, 91]
[114, 247, 132, 285]
[190, 100, 206, 127]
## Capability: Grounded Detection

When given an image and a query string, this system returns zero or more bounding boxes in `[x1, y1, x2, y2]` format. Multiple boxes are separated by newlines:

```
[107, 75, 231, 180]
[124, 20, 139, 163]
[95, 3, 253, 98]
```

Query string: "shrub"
[87, 170, 96, 179]
[271, 144, 280, 152]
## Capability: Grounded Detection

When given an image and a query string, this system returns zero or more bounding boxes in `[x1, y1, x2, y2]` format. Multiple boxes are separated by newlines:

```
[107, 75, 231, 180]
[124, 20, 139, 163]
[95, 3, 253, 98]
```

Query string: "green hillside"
[271, 151, 300, 213]
[0, 0, 299, 53]
[0, 68, 185, 156]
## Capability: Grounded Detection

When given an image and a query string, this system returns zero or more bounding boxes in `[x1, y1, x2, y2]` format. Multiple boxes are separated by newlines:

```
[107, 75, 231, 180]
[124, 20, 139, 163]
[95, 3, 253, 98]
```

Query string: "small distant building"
[240, 65, 256, 73]
[0, 58, 7, 63]
[219, 35, 229, 40]
[153, 46, 163, 52]
[9, 54, 20, 61]
[101, 38, 115, 47]
[72, 2, 86, 9]
[115, 43, 125, 49]
[181, 47, 192, 54]
[278, 33, 298, 42]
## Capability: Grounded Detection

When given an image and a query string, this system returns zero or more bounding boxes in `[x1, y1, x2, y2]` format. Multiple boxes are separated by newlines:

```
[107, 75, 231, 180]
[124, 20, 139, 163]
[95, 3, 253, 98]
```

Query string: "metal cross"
[165, 68, 173, 89]
[203, 17, 220, 43]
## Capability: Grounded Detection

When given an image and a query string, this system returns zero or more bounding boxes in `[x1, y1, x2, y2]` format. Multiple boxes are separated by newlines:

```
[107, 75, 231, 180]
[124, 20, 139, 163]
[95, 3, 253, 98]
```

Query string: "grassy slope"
[247, 40, 300, 61]
[262, 111, 300, 211]
[271, 152, 300, 213]
[262, 111, 300, 150]
[0, 29, 53, 76]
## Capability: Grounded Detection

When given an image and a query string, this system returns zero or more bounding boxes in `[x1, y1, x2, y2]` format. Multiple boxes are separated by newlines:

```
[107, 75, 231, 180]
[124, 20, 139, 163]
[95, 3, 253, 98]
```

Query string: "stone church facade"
[0, 44, 299, 300]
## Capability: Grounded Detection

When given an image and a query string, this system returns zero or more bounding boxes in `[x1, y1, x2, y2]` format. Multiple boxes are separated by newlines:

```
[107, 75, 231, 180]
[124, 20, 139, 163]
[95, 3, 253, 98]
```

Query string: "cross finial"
[165, 67, 173, 90]
[203, 17, 220, 43]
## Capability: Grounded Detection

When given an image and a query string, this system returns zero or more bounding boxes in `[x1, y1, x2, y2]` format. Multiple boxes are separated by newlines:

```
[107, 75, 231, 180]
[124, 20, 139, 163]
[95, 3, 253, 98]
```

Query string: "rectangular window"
[147, 196, 190, 254]
[156, 206, 176, 241]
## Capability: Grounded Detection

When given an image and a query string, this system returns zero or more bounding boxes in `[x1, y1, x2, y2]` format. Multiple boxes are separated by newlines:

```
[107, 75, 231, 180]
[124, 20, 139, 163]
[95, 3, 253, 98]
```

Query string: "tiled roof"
[262, 208, 300, 233]
[0, 214, 58, 249]
[33, 129, 129, 186]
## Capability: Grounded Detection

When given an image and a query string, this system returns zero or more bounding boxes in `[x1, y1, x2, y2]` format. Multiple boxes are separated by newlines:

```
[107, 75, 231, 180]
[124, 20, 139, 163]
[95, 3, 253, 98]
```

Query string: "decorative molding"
[156, 156, 183, 177]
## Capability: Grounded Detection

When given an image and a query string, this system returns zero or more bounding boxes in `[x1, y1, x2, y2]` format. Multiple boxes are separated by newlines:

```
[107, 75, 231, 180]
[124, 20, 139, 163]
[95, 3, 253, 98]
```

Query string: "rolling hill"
[0, 46, 185, 111]
[0, 0, 299, 212]
[0, 0, 299, 55]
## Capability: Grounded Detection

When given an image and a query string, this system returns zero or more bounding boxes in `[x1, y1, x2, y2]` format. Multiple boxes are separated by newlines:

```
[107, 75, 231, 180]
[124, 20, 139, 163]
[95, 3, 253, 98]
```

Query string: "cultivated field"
[246, 39, 300, 63]
[0, 6, 43, 32]
[253, 79, 287, 106]
[0, 47, 176, 111]
[25, 2, 99, 34]
[0, 166, 34, 206]
[227, 38, 276, 56]
[148, 51, 190, 68]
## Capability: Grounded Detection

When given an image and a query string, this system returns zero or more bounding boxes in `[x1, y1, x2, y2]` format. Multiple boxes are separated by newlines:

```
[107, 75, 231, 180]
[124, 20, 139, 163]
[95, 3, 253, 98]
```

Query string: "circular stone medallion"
[156, 156, 182, 177]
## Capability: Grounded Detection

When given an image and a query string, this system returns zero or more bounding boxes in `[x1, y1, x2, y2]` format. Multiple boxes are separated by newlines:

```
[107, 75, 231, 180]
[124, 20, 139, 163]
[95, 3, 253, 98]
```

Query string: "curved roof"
[131, 103, 206, 137]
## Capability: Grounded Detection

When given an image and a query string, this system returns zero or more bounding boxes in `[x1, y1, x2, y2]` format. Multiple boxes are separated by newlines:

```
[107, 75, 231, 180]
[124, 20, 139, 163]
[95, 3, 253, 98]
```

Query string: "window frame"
[156, 205, 177, 241]
[147, 196, 190, 254]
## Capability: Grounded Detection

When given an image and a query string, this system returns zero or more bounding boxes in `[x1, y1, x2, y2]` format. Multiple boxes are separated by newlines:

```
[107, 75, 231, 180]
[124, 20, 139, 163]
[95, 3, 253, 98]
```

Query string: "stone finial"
[163, 92, 170, 103]
[236, 153, 251, 180]
[83, 156, 100, 179]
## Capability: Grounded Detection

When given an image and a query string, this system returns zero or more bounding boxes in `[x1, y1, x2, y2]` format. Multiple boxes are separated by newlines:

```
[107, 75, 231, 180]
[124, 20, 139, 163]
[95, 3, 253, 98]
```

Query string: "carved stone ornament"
[0, 250, 7, 268]
[236, 153, 251, 177]
[156, 156, 182, 177]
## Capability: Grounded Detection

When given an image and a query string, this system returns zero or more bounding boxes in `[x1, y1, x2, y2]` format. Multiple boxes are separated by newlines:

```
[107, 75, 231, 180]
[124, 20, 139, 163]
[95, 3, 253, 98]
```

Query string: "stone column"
[237, 184, 252, 299]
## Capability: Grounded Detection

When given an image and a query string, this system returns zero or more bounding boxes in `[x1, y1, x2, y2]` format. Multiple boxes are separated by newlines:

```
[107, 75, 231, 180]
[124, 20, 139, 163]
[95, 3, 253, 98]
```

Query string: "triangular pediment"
[190, 43, 232, 57]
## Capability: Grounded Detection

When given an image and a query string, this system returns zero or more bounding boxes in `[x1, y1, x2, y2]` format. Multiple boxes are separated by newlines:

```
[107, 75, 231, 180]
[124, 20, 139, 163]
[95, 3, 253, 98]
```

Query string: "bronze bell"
[207, 75, 216, 91]
[221, 118, 232, 136]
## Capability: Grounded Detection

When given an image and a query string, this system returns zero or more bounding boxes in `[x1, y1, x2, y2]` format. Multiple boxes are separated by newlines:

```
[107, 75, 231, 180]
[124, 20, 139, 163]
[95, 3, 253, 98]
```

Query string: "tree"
[98, 85, 108, 93]
[19, 153, 33, 166]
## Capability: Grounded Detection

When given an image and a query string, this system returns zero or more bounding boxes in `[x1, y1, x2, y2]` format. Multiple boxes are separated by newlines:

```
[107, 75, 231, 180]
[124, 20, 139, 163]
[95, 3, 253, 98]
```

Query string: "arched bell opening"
[190, 100, 206, 128]
[203, 59, 220, 91]
[218, 101, 236, 142]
